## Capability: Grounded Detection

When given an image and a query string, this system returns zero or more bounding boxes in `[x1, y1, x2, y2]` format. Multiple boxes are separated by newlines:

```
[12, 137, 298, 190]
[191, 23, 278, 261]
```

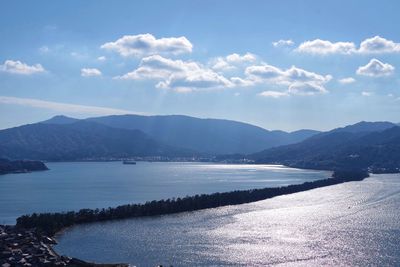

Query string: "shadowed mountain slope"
[82, 114, 320, 154]
[251, 123, 400, 173]
[0, 121, 192, 161]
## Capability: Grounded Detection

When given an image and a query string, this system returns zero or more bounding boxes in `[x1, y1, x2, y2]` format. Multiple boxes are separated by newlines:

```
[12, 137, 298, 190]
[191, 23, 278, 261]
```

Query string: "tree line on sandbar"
[16, 170, 369, 236]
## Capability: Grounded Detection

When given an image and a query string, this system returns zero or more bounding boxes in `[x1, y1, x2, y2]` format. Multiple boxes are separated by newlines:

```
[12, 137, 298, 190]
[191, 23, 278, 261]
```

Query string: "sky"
[0, 0, 400, 131]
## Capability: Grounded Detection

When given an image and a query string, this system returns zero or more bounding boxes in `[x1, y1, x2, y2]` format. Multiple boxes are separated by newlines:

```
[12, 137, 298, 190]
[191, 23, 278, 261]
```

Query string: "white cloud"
[211, 53, 256, 71]
[272, 39, 294, 48]
[244, 64, 331, 95]
[101, 33, 193, 57]
[259, 90, 289, 98]
[39, 46, 50, 53]
[284, 66, 332, 84]
[226, 53, 256, 63]
[242, 64, 331, 96]
[338, 77, 356, 84]
[97, 56, 106, 61]
[211, 58, 236, 71]
[230, 76, 255, 87]
[116, 55, 329, 95]
[358, 36, 400, 54]
[81, 68, 102, 77]
[356, 58, 395, 77]
[0, 96, 140, 115]
[0, 60, 45, 75]
[361, 91, 372, 97]
[156, 70, 233, 92]
[117, 55, 233, 92]
[296, 36, 400, 55]
[296, 39, 356, 55]
[116, 55, 194, 80]
[288, 82, 327, 95]
[245, 64, 284, 81]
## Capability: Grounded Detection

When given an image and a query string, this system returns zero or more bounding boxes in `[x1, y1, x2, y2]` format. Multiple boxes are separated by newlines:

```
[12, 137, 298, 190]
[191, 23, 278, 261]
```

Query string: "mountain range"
[0, 120, 191, 161]
[0, 114, 318, 160]
[1, 114, 399, 174]
[43, 115, 319, 154]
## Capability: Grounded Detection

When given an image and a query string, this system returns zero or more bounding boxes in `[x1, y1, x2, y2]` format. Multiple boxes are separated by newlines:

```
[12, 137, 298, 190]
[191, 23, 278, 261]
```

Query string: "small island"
[0, 158, 48, 175]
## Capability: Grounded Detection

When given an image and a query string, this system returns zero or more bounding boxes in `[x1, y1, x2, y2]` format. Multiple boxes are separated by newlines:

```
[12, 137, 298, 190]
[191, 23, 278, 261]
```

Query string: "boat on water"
[122, 160, 136, 165]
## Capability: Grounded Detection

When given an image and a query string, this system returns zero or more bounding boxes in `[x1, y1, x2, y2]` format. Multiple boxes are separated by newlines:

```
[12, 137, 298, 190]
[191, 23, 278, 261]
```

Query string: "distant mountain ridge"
[41, 115, 79, 124]
[0, 120, 192, 161]
[329, 121, 397, 134]
[43, 114, 320, 154]
[3, 115, 399, 170]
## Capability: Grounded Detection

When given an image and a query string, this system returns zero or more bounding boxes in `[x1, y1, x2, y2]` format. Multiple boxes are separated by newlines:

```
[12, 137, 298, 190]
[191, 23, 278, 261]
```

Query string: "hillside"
[329, 121, 397, 134]
[0, 121, 191, 161]
[44, 114, 319, 154]
[251, 123, 400, 173]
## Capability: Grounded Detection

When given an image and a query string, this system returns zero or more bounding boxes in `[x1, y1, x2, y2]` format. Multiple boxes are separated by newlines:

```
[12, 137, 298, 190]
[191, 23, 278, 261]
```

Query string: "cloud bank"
[296, 39, 356, 55]
[116, 55, 234, 92]
[0, 60, 45, 75]
[101, 34, 193, 57]
[245, 64, 331, 95]
[0, 96, 138, 115]
[296, 36, 400, 55]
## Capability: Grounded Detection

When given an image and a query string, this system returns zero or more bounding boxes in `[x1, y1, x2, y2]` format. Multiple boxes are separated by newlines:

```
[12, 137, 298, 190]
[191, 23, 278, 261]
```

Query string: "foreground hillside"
[251, 122, 400, 173]
[44, 114, 319, 154]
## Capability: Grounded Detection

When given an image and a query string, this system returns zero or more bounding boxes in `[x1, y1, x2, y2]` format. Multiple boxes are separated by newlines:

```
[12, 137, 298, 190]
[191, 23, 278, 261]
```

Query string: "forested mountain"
[41, 115, 80, 125]
[4, 115, 399, 170]
[0, 121, 191, 161]
[251, 123, 400, 173]
[44, 114, 320, 154]
[329, 121, 397, 134]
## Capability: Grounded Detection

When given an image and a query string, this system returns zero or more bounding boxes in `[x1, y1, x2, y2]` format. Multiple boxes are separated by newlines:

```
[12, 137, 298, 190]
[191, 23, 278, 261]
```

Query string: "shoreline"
[5, 170, 369, 266]
[0, 225, 128, 267]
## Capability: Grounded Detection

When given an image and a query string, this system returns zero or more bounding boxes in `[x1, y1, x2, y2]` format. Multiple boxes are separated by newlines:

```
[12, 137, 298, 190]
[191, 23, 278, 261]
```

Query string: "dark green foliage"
[332, 169, 369, 180]
[16, 171, 369, 236]
[0, 158, 48, 174]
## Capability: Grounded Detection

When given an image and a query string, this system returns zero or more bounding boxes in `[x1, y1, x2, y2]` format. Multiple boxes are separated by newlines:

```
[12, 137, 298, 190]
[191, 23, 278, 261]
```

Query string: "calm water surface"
[0, 162, 329, 224]
[55, 174, 400, 266]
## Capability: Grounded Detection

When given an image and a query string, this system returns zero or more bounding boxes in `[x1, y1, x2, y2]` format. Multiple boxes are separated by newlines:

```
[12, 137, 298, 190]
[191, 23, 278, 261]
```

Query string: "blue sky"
[1, 0, 399, 131]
